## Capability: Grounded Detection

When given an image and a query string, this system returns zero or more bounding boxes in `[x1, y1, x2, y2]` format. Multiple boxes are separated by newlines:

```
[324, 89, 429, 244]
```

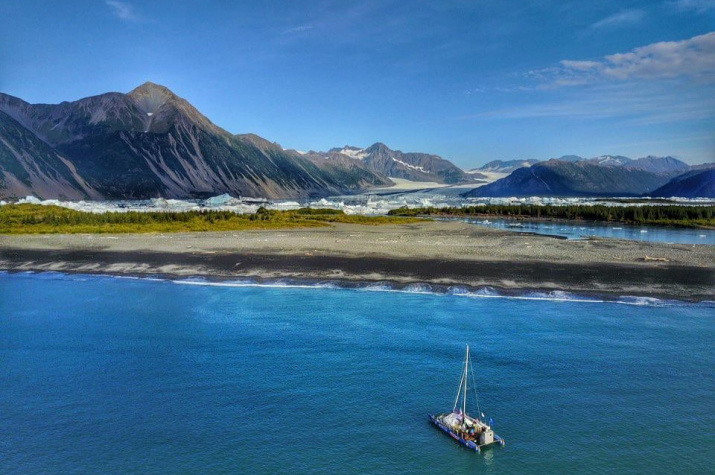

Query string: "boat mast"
[462, 345, 469, 415]
[453, 356, 466, 412]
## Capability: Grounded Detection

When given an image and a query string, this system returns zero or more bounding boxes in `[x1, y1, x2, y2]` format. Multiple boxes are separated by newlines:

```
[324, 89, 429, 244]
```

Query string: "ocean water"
[451, 218, 715, 245]
[1, 273, 713, 474]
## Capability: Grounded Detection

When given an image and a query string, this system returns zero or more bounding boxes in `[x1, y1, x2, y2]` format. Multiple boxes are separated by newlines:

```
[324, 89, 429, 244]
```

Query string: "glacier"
[4, 190, 712, 216]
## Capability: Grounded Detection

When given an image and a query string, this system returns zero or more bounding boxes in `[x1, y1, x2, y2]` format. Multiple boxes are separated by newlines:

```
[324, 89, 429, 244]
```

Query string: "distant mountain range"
[0, 82, 711, 199]
[314, 143, 481, 183]
[474, 155, 691, 174]
[466, 154, 713, 198]
[0, 83, 473, 200]
[464, 156, 709, 197]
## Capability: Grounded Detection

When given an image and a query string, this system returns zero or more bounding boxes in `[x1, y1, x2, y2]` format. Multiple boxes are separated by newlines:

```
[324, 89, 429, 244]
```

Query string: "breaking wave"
[3, 271, 712, 309]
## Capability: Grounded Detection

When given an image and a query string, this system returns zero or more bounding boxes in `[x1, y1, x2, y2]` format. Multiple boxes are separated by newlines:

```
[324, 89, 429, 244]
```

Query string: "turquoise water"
[1, 273, 713, 474]
[451, 218, 715, 245]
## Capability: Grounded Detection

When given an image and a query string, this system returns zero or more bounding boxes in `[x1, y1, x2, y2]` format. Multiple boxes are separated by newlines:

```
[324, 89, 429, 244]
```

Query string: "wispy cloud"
[591, 9, 645, 29]
[670, 0, 715, 13]
[463, 87, 485, 96]
[458, 79, 715, 126]
[106, 1, 139, 22]
[282, 24, 314, 35]
[534, 31, 715, 87]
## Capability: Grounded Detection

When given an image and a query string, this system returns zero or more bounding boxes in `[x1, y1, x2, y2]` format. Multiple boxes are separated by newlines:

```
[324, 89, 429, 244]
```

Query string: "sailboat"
[429, 345, 505, 453]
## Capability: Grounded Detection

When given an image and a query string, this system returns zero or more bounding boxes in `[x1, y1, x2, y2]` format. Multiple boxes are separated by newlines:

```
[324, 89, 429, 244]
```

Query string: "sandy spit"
[1, 221, 713, 301]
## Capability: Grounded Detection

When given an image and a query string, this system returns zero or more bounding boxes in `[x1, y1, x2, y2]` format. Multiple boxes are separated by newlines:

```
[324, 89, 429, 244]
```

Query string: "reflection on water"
[453, 218, 714, 245]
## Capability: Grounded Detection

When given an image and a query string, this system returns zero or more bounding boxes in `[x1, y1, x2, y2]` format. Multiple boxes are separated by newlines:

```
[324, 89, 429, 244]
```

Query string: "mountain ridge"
[464, 159, 691, 197]
[0, 83, 395, 200]
[649, 166, 715, 198]
[1, 82, 710, 200]
[322, 143, 481, 183]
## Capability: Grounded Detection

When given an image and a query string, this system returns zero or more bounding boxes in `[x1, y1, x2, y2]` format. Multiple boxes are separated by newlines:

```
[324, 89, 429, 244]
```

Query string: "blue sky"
[1, 0, 713, 167]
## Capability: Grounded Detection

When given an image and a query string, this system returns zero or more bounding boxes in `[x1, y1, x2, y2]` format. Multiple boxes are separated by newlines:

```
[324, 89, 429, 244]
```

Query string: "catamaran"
[429, 345, 505, 453]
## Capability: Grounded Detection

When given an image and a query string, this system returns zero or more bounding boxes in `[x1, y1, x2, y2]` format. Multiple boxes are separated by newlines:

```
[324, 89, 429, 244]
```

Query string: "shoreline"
[1, 221, 713, 301]
[4, 269, 711, 307]
[427, 213, 715, 230]
[426, 213, 715, 231]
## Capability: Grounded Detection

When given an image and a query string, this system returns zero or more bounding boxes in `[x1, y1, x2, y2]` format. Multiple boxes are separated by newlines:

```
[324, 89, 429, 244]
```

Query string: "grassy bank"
[388, 204, 715, 228]
[0, 204, 419, 234]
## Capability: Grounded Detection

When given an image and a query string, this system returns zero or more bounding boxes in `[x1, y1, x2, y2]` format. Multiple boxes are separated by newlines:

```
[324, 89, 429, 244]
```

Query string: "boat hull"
[428, 414, 505, 453]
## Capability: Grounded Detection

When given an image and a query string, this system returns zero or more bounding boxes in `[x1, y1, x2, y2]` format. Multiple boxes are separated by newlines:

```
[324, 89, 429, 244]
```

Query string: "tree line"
[0, 204, 417, 234]
[388, 204, 715, 227]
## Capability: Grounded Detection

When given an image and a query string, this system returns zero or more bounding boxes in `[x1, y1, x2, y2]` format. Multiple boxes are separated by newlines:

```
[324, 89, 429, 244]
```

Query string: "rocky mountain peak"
[365, 142, 391, 155]
[127, 82, 177, 115]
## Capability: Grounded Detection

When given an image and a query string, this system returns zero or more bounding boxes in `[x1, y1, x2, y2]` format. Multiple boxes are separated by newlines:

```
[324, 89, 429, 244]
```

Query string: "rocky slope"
[0, 82, 391, 199]
[649, 167, 715, 198]
[0, 111, 101, 200]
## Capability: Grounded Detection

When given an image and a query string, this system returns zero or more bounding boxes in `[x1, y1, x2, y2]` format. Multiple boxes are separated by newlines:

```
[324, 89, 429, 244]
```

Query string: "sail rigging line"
[468, 347, 482, 421]
[453, 356, 466, 412]
[462, 345, 469, 415]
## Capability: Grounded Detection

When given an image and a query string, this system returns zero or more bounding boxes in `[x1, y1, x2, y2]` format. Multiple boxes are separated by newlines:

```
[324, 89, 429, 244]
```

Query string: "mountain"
[649, 167, 715, 198]
[0, 82, 391, 200]
[324, 143, 479, 183]
[624, 156, 690, 175]
[475, 159, 540, 174]
[464, 159, 679, 197]
[586, 155, 633, 167]
[554, 155, 585, 163]
[545, 154, 689, 175]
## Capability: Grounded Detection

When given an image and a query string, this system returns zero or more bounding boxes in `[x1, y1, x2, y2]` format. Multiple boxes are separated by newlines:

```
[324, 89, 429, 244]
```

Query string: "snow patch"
[391, 157, 428, 173]
[338, 147, 368, 159]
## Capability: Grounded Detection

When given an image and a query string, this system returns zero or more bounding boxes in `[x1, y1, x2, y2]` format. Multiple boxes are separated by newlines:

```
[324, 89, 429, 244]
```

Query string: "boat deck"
[429, 414, 505, 453]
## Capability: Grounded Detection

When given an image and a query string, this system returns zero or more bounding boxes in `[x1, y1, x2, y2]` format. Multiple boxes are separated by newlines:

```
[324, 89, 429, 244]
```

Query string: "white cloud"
[591, 9, 645, 29]
[559, 60, 601, 71]
[545, 32, 715, 85]
[106, 1, 139, 22]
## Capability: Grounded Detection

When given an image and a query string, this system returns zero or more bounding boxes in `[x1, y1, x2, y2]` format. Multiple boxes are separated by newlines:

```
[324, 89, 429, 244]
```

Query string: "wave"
[517, 290, 604, 303]
[359, 282, 396, 292]
[2, 271, 711, 309]
[402, 283, 434, 294]
[615, 296, 680, 307]
[170, 280, 714, 308]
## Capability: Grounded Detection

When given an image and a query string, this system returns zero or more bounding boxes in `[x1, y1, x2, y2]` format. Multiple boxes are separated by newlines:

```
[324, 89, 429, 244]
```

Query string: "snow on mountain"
[391, 157, 427, 173]
[476, 159, 540, 173]
[588, 155, 633, 167]
[323, 143, 477, 184]
[335, 146, 369, 160]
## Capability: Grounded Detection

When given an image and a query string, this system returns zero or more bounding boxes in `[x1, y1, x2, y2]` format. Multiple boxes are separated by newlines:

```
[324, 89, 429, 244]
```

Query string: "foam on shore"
[4, 270, 711, 309]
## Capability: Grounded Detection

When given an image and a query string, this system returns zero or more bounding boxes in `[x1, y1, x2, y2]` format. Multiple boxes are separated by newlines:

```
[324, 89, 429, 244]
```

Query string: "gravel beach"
[1, 221, 713, 301]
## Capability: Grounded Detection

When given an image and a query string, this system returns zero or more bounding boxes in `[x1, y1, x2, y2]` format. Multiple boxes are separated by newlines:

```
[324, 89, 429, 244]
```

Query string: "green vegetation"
[388, 204, 715, 228]
[0, 204, 419, 234]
